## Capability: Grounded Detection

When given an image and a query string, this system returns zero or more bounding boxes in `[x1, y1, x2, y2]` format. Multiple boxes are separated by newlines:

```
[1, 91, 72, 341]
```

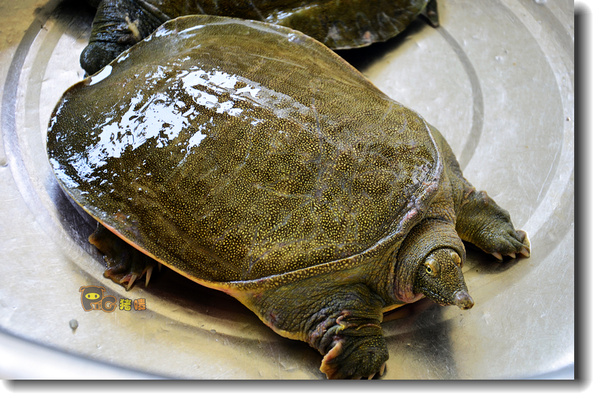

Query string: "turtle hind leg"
[89, 223, 159, 290]
[455, 189, 531, 260]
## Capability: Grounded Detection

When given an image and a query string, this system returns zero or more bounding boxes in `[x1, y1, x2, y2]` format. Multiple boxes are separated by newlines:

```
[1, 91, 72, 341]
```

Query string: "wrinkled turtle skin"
[48, 15, 530, 379]
[81, 0, 438, 75]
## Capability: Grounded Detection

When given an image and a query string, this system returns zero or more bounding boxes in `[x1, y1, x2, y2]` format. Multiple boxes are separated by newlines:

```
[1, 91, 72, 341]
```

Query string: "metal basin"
[0, 0, 574, 379]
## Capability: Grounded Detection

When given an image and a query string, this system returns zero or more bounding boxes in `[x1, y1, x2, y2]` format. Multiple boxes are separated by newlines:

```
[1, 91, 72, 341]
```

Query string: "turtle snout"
[454, 290, 474, 310]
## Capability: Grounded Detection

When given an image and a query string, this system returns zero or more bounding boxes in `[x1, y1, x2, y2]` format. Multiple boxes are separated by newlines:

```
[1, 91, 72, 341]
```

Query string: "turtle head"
[413, 248, 474, 310]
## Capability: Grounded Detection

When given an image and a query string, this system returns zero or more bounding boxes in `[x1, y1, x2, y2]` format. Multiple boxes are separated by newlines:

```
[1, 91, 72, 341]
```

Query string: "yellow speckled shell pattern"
[47, 15, 441, 286]
[137, 0, 430, 49]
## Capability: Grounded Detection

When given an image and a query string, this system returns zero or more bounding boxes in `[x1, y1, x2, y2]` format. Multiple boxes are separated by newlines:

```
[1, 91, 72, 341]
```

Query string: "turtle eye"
[451, 251, 462, 266]
[424, 259, 439, 276]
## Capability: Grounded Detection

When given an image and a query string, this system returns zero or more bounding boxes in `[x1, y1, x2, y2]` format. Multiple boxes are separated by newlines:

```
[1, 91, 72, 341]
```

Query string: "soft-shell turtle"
[48, 15, 530, 379]
[81, 0, 438, 75]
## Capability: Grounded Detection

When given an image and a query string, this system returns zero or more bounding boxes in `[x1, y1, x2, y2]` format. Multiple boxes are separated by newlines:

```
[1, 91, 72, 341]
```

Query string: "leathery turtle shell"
[85, 0, 435, 50]
[81, 1, 438, 79]
[48, 15, 440, 291]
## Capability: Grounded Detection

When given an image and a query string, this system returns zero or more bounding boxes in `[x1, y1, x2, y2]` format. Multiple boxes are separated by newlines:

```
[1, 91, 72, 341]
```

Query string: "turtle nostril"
[454, 290, 474, 310]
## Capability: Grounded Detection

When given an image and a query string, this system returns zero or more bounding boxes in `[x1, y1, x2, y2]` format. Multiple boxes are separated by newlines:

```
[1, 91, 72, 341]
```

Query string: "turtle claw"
[145, 266, 153, 287]
[487, 229, 530, 262]
[367, 363, 386, 380]
[117, 262, 155, 291]
[91, 224, 159, 290]
[420, 0, 439, 28]
[366, 363, 386, 380]
[319, 329, 388, 379]
[519, 231, 531, 258]
[123, 273, 138, 291]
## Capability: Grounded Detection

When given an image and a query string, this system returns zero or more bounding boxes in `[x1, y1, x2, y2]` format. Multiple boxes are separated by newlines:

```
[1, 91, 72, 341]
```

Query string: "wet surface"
[0, 0, 573, 378]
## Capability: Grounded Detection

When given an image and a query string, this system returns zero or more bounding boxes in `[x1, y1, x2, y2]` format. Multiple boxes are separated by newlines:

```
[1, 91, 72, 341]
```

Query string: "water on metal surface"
[0, 0, 574, 379]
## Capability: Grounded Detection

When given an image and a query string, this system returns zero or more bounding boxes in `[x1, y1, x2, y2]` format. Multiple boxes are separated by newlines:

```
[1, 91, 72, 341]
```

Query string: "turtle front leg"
[315, 311, 388, 379]
[89, 223, 159, 290]
[248, 281, 388, 379]
[81, 0, 167, 75]
[455, 189, 530, 260]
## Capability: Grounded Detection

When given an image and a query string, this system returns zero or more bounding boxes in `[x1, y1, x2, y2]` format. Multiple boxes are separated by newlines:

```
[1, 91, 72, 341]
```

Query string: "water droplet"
[534, 0, 547, 4]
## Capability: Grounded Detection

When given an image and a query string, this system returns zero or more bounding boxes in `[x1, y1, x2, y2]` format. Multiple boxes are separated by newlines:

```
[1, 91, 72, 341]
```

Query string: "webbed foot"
[456, 190, 531, 260]
[320, 335, 388, 379]
[89, 224, 159, 290]
[316, 314, 388, 379]
[82, 0, 165, 75]
[420, 0, 440, 28]
[80, 41, 130, 76]
[489, 230, 531, 261]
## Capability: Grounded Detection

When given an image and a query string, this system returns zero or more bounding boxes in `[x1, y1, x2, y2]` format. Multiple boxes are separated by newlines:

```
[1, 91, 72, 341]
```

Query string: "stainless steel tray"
[0, 0, 574, 379]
